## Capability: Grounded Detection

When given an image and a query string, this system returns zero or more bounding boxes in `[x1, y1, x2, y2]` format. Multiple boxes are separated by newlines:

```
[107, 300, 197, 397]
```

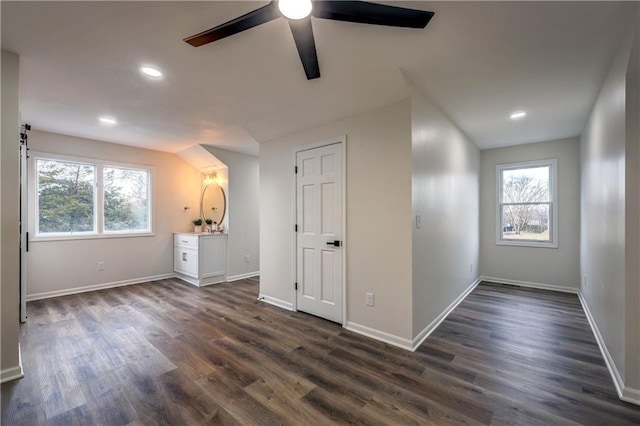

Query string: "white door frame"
[291, 135, 347, 327]
[19, 143, 28, 323]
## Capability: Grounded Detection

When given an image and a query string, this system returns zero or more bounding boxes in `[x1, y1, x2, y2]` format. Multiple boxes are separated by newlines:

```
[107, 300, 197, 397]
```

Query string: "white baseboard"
[411, 277, 481, 351]
[622, 387, 640, 405]
[258, 294, 293, 311]
[345, 322, 413, 351]
[579, 292, 640, 406]
[480, 278, 639, 406]
[227, 271, 260, 282]
[0, 343, 24, 384]
[26, 273, 176, 301]
[480, 276, 579, 294]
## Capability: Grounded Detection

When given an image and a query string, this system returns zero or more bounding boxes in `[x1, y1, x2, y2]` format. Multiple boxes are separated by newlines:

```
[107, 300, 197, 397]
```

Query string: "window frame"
[495, 159, 558, 248]
[30, 151, 155, 241]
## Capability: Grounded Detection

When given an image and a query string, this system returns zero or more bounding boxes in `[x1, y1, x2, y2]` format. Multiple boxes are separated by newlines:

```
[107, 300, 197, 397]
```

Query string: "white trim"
[479, 276, 578, 294]
[258, 294, 294, 311]
[341, 137, 347, 328]
[291, 135, 347, 327]
[622, 387, 640, 406]
[0, 343, 24, 384]
[346, 322, 413, 351]
[484, 277, 639, 406]
[293, 135, 346, 154]
[20, 144, 28, 323]
[227, 271, 260, 282]
[174, 272, 226, 287]
[495, 158, 558, 249]
[30, 151, 155, 240]
[578, 292, 640, 406]
[26, 273, 175, 301]
[31, 232, 157, 243]
[411, 277, 481, 351]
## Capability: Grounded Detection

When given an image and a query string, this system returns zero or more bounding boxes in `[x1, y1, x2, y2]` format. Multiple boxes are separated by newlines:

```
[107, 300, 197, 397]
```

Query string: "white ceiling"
[1, 1, 635, 155]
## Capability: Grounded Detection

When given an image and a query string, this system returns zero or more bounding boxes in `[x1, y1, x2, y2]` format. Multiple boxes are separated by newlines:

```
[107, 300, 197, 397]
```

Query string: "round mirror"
[201, 183, 226, 226]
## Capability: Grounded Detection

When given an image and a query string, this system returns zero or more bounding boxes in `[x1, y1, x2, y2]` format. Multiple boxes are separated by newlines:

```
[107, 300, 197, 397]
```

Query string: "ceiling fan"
[184, 0, 434, 80]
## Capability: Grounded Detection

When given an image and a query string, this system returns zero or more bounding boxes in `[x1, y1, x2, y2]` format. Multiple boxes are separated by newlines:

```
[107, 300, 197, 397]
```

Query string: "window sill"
[32, 232, 156, 243]
[496, 240, 558, 249]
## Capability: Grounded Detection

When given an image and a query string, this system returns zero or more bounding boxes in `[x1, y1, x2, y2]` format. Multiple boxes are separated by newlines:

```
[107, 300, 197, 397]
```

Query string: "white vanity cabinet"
[174, 233, 227, 286]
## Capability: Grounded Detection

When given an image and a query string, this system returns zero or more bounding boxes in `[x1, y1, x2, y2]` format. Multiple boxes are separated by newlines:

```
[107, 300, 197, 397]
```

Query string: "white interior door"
[295, 142, 343, 323]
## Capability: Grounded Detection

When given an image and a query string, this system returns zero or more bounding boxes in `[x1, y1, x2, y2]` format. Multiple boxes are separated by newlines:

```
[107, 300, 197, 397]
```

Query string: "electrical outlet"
[98, 261, 105, 271]
[365, 292, 374, 307]
[244, 254, 251, 263]
[470, 263, 473, 273]
[583, 275, 587, 288]
[415, 215, 421, 229]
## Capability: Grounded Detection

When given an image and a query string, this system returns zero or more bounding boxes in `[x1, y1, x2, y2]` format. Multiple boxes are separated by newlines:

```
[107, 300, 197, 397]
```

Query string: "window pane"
[37, 159, 95, 234]
[502, 166, 550, 203]
[501, 203, 550, 241]
[103, 167, 150, 232]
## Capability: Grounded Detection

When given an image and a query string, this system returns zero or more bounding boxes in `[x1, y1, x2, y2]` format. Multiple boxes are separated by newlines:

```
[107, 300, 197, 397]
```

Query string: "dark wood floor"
[2, 278, 639, 425]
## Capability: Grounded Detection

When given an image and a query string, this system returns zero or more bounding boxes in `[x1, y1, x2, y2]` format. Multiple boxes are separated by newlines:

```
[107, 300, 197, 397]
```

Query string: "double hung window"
[496, 159, 557, 248]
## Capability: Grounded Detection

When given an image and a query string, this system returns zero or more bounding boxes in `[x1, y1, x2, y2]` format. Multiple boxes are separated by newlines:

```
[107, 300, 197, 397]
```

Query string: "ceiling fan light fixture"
[278, 0, 312, 20]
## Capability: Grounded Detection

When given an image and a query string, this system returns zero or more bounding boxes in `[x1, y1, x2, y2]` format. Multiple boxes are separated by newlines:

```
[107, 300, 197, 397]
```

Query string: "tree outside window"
[103, 167, 150, 232]
[35, 156, 152, 237]
[37, 159, 95, 234]
[497, 160, 557, 248]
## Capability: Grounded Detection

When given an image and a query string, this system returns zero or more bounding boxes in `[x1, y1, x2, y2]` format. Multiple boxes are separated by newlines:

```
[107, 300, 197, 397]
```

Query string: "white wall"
[26, 130, 200, 298]
[175, 144, 230, 230]
[580, 18, 635, 396]
[201, 146, 260, 280]
[480, 138, 581, 289]
[410, 85, 480, 338]
[1, 50, 22, 381]
[260, 100, 414, 340]
[625, 6, 640, 392]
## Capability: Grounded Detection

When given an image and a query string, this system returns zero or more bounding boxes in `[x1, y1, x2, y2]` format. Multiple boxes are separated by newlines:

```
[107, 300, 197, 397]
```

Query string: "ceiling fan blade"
[288, 18, 321, 80]
[184, 1, 280, 47]
[312, 0, 434, 29]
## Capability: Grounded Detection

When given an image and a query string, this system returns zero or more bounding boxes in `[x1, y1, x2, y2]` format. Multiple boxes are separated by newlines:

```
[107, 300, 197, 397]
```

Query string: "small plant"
[205, 218, 213, 225]
[192, 218, 203, 226]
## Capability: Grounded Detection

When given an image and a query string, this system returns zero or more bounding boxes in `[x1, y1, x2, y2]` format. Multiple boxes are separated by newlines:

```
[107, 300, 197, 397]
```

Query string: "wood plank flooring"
[2, 278, 639, 425]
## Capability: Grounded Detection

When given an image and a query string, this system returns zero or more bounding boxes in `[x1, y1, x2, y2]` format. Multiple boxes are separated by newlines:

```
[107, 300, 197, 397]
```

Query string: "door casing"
[291, 135, 347, 327]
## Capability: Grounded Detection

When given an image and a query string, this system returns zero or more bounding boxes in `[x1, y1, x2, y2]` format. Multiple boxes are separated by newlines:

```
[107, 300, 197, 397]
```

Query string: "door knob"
[326, 240, 342, 247]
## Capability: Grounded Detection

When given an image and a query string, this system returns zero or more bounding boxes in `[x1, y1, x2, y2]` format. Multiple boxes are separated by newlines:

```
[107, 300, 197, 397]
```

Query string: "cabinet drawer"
[174, 234, 198, 249]
[174, 247, 198, 277]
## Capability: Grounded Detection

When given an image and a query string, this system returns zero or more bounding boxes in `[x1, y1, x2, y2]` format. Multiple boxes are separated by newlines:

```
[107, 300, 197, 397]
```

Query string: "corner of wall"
[406, 76, 481, 341]
[579, 10, 640, 405]
[0, 343, 23, 384]
[1, 49, 22, 377]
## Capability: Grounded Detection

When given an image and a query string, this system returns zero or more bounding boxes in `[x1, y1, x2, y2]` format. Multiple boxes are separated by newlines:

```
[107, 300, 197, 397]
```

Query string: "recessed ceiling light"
[140, 66, 163, 79]
[99, 116, 117, 125]
[509, 111, 527, 120]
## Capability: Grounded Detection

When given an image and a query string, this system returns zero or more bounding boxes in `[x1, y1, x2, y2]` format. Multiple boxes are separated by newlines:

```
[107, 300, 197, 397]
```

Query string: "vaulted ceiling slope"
[1, 1, 635, 154]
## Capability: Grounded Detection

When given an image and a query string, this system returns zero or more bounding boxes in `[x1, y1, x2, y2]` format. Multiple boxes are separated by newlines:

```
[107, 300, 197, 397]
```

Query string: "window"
[103, 166, 150, 233]
[34, 154, 152, 238]
[496, 159, 557, 248]
[37, 159, 96, 234]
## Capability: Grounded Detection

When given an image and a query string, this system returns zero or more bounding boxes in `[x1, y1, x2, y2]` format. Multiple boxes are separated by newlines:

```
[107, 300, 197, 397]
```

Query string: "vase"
[194, 225, 202, 233]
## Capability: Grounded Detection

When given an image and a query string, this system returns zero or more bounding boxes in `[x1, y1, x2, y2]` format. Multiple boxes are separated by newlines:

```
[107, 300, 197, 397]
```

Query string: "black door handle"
[326, 240, 342, 247]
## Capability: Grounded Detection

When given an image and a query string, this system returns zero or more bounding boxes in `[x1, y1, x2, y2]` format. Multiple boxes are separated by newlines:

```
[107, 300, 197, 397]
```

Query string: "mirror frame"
[200, 182, 226, 226]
